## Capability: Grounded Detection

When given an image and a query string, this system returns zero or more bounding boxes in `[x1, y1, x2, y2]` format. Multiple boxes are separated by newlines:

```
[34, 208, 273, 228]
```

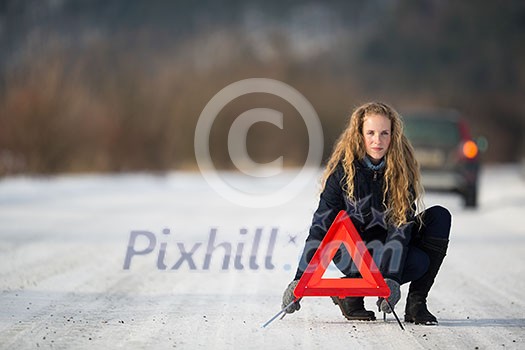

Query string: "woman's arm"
[378, 222, 414, 283]
[293, 163, 346, 280]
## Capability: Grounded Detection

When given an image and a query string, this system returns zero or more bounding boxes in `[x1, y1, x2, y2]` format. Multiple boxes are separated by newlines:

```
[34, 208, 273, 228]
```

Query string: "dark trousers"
[298, 205, 451, 283]
[401, 205, 451, 284]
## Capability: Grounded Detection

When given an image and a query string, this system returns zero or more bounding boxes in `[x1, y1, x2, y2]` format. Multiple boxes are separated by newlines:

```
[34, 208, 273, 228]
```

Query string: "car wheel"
[464, 185, 478, 208]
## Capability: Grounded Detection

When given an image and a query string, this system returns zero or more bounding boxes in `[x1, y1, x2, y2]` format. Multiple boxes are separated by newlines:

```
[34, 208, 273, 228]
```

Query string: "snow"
[0, 165, 524, 349]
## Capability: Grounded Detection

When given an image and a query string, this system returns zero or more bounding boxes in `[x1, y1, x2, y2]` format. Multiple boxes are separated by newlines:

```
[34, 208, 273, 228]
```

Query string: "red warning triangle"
[294, 210, 390, 299]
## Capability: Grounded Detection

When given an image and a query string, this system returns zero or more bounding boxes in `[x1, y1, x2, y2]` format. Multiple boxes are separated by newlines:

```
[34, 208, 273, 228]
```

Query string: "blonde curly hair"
[322, 102, 424, 227]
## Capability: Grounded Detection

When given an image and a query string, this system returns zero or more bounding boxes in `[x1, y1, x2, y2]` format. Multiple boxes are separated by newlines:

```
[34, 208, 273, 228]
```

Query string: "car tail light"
[462, 140, 478, 159]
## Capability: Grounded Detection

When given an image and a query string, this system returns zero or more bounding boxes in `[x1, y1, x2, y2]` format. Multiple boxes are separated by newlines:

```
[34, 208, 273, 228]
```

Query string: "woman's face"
[362, 113, 392, 163]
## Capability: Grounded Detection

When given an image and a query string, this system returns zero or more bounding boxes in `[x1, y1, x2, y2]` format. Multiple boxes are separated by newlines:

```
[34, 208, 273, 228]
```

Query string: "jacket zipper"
[373, 171, 378, 181]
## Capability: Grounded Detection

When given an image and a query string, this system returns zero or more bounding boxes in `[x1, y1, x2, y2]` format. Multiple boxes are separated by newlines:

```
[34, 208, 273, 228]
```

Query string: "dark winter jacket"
[293, 159, 414, 283]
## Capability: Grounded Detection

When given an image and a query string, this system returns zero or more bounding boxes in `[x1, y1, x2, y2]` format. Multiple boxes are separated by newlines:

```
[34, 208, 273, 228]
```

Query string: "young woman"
[282, 102, 451, 325]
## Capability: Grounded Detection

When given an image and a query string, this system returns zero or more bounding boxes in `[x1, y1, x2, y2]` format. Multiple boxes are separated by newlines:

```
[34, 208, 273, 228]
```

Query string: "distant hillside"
[1, 0, 524, 174]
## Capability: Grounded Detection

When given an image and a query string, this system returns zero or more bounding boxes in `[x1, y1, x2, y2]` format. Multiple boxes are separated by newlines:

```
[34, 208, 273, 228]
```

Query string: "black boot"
[405, 237, 449, 325]
[331, 296, 376, 321]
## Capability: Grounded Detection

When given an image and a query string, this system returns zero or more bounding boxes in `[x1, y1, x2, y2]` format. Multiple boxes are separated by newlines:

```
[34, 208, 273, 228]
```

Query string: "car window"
[404, 118, 460, 146]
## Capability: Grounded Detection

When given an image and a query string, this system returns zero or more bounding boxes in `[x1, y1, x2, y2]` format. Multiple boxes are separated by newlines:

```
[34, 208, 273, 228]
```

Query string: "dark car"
[403, 110, 480, 208]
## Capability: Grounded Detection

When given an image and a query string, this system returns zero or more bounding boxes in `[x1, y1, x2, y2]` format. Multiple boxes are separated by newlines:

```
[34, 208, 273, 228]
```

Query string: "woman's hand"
[377, 278, 401, 313]
[282, 280, 301, 313]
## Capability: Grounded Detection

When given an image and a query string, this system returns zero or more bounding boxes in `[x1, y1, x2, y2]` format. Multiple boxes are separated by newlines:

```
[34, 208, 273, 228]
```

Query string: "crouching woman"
[282, 102, 451, 325]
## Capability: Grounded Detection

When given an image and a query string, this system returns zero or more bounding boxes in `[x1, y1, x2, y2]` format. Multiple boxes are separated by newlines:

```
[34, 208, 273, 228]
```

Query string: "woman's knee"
[421, 205, 451, 239]
[427, 205, 451, 225]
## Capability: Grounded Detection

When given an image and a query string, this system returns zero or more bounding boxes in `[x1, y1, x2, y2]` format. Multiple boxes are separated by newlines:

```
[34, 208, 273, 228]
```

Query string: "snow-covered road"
[0, 165, 524, 349]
